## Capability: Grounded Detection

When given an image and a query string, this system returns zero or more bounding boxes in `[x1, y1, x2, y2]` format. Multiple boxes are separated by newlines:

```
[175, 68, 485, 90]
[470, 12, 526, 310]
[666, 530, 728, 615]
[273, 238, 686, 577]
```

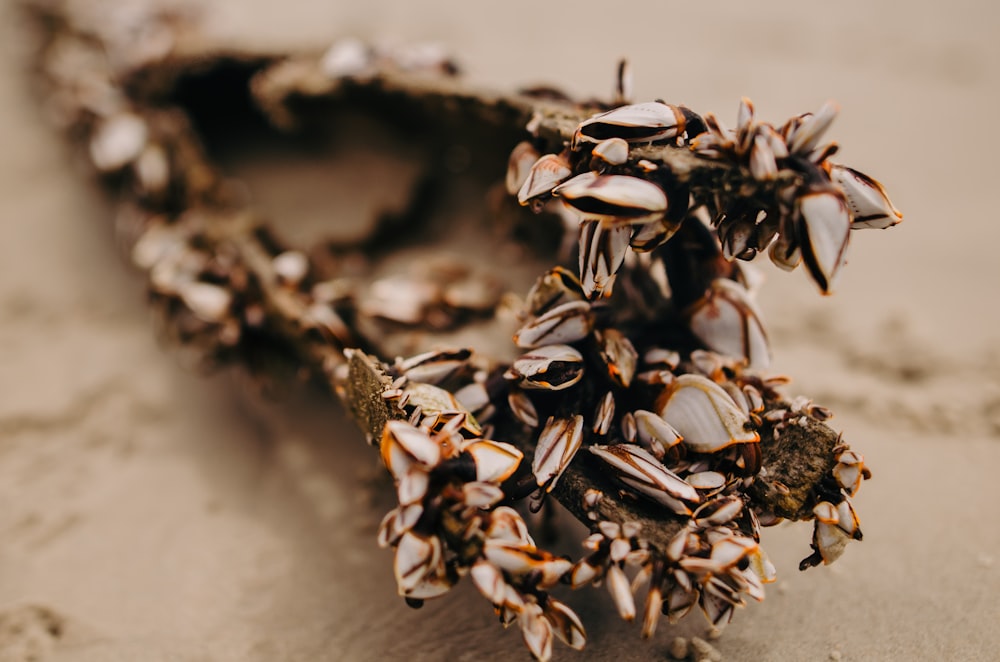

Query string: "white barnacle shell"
[583, 489, 604, 511]
[463, 439, 523, 484]
[578, 219, 632, 298]
[608, 541, 632, 567]
[394, 531, 443, 594]
[532, 415, 584, 491]
[619, 411, 637, 443]
[835, 497, 862, 538]
[605, 564, 637, 621]
[398, 348, 472, 385]
[596, 328, 639, 388]
[749, 131, 779, 180]
[718, 213, 757, 261]
[685, 470, 727, 492]
[470, 559, 507, 606]
[644, 347, 681, 371]
[588, 444, 701, 514]
[486, 506, 534, 545]
[514, 300, 593, 348]
[796, 187, 851, 294]
[700, 583, 738, 630]
[131, 217, 186, 271]
[553, 172, 667, 224]
[592, 391, 616, 436]
[519, 602, 554, 662]
[443, 274, 502, 312]
[523, 266, 585, 316]
[787, 100, 840, 156]
[505, 344, 585, 391]
[666, 581, 698, 624]
[633, 409, 682, 459]
[462, 481, 505, 508]
[692, 495, 744, 526]
[380, 420, 442, 477]
[709, 535, 759, 571]
[507, 388, 539, 428]
[402, 383, 475, 430]
[454, 381, 490, 414]
[569, 557, 602, 588]
[761, 123, 789, 159]
[177, 282, 232, 323]
[272, 250, 309, 286]
[498, 590, 521, 626]
[828, 164, 903, 229]
[768, 226, 802, 271]
[686, 278, 770, 370]
[597, 521, 622, 540]
[517, 153, 572, 206]
[133, 144, 170, 196]
[378, 505, 418, 548]
[833, 448, 866, 496]
[735, 97, 756, 152]
[812, 501, 850, 564]
[403, 568, 455, 600]
[363, 275, 440, 324]
[735, 565, 767, 603]
[543, 598, 587, 650]
[396, 467, 430, 506]
[321, 37, 372, 78]
[591, 137, 629, 166]
[90, 112, 148, 172]
[629, 215, 681, 252]
[483, 540, 572, 587]
[575, 101, 685, 145]
[641, 582, 664, 638]
[656, 374, 759, 453]
[506, 140, 541, 195]
[749, 547, 777, 584]
[483, 538, 542, 576]
[666, 529, 695, 563]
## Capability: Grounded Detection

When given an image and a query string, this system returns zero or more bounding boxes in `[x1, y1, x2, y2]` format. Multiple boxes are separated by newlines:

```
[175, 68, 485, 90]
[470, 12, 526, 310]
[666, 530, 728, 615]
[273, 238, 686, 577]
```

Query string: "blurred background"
[1, 1, 998, 660]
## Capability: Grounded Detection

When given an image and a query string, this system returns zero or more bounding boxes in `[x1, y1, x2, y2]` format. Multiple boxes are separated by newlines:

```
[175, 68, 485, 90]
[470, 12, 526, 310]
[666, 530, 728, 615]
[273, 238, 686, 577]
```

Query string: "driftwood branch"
[27, 0, 846, 541]
[26, 6, 881, 656]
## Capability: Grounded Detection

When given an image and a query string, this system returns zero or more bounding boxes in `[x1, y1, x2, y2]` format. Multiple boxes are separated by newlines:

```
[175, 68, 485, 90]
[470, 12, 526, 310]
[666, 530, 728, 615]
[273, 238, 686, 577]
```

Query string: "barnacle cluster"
[693, 98, 902, 292]
[371, 94, 893, 659]
[29, 5, 895, 658]
[375, 409, 586, 660]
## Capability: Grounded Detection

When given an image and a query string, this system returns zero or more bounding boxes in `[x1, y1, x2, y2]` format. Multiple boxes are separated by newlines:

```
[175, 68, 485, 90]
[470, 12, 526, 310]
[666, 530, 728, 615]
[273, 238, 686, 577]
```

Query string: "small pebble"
[829, 651, 842, 661]
[668, 636, 689, 660]
[690, 636, 722, 662]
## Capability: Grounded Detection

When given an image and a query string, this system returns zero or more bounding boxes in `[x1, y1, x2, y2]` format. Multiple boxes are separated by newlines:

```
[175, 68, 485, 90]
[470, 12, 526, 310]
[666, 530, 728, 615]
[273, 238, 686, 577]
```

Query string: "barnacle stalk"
[27, 3, 896, 659]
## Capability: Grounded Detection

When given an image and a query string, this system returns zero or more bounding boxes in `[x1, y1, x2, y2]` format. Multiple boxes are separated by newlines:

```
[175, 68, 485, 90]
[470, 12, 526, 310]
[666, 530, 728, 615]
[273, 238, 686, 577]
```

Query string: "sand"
[1, 0, 998, 660]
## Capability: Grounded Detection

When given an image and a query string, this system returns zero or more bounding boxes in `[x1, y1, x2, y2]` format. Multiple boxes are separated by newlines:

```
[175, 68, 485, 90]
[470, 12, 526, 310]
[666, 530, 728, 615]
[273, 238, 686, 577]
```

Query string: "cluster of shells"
[32, 8, 896, 658]
[372, 95, 893, 660]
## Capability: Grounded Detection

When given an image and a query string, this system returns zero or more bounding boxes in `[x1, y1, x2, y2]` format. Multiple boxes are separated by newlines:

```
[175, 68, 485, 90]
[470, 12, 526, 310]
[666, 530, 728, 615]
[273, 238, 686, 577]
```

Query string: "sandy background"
[2, 0, 999, 660]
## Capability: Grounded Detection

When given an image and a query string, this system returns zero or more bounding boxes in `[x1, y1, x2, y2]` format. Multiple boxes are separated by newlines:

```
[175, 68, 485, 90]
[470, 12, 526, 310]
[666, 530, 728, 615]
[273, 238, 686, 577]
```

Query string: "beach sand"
[1, 1, 998, 660]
